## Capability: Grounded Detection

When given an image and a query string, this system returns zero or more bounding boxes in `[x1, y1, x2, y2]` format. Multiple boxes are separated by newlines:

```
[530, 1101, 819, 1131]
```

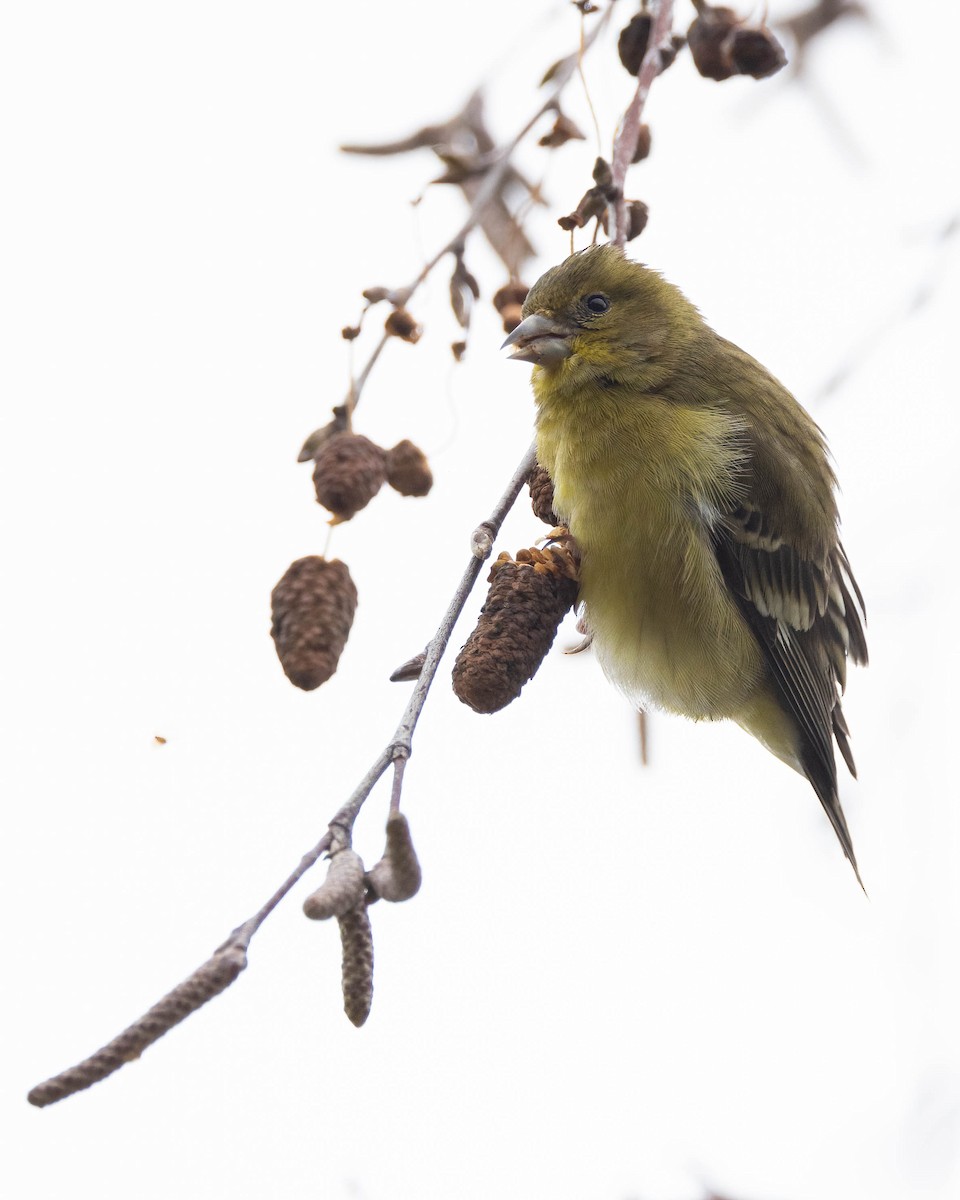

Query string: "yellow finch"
[504, 244, 867, 884]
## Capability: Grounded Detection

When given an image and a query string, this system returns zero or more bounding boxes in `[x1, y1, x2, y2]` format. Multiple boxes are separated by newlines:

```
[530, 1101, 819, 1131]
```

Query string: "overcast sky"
[3, 3, 959, 1198]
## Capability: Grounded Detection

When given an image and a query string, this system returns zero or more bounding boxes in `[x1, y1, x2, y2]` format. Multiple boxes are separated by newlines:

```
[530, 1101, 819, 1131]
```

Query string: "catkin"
[365, 812, 422, 903]
[339, 903, 374, 1027]
[528, 463, 559, 526]
[303, 848, 366, 920]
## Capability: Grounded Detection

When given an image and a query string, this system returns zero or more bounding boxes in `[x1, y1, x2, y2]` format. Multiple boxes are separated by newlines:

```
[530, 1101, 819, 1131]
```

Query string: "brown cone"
[528, 464, 559, 526]
[452, 546, 579, 714]
[270, 556, 358, 691]
[492, 281, 529, 314]
[687, 6, 786, 81]
[312, 432, 387, 522]
[385, 439, 433, 497]
[384, 308, 422, 343]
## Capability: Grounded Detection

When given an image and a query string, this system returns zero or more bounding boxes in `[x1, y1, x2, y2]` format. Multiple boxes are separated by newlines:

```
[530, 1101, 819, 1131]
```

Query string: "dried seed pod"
[624, 200, 650, 241]
[592, 156, 615, 195]
[632, 123, 652, 163]
[303, 848, 366, 920]
[617, 11, 652, 74]
[601, 199, 650, 243]
[341, 324, 361, 341]
[528, 463, 559, 526]
[687, 5, 740, 80]
[492, 281, 529, 314]
[538, 112, 587, 148]
[365, 812, 422, 903]
[618, 16, 685, 77]
[312, 432, 387, 521]
[451, 340, 467, 362]
[339, 901, 374, 1027]
[452, 545, 580, 714]
[731, 26, 787, 78]
[385, 439, 433, 497]
[688, 6, 786, 80]
[270, 556, 358, 691]
[557, 186, 607, 232]
[449, 255, 480, 328]
[384, 307, 422, 343]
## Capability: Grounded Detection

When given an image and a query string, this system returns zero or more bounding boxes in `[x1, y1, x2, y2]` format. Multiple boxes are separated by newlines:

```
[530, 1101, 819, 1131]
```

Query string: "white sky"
[3, 3, 958, 1198]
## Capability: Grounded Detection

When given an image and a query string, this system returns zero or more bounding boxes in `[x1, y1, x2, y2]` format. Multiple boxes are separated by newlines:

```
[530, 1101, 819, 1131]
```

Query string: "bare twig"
[610, 0, 675, 248]
[28, 442, 537, 1107]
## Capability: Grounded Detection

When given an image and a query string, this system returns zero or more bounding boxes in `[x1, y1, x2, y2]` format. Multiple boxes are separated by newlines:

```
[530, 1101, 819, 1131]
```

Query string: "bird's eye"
[584, 293, 610, 315]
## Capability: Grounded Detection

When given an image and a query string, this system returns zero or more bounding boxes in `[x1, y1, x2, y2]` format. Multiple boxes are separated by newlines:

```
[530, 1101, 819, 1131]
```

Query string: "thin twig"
[389, 758, 407, 815]
[610, 0, 675, 248]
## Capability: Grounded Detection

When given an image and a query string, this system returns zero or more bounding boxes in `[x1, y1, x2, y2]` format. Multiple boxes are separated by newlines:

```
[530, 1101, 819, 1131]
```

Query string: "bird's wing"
[712, 501, 868, 873]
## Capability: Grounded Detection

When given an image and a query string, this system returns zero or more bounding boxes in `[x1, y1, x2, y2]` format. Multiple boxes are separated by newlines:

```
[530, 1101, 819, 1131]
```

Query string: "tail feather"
[798, 738, 866, 894]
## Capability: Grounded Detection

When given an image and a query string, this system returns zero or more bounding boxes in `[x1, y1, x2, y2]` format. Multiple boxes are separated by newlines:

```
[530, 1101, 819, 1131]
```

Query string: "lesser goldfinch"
[504, 244, 867, 884]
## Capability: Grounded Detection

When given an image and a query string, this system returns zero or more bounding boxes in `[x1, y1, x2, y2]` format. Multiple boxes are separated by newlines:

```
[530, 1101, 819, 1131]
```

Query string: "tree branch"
[28, 442, 537, 1108]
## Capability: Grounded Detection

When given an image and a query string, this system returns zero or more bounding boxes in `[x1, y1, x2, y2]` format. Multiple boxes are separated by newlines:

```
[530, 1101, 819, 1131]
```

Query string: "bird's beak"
[501, 313, 574, 366]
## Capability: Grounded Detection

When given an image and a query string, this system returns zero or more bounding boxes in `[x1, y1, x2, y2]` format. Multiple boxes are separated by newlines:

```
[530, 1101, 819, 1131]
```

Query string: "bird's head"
[503, 244, 698, 387]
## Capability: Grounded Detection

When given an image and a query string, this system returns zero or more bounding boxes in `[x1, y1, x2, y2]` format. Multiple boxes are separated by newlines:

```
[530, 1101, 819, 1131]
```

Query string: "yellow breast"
[535, 378, 764, 719]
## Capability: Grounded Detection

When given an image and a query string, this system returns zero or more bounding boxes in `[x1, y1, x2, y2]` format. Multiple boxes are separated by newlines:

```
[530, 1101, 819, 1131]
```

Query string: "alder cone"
[313, 433, 387, 521]
[385, 439, 433, 497]
[528, 463, 559, 526]
[270, 556, 358, 691]
[452, 547, 579, 714]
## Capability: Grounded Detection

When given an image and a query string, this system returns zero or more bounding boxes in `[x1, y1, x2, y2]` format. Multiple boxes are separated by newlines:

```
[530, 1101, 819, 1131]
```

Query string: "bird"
[503, 243, 868, 885]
